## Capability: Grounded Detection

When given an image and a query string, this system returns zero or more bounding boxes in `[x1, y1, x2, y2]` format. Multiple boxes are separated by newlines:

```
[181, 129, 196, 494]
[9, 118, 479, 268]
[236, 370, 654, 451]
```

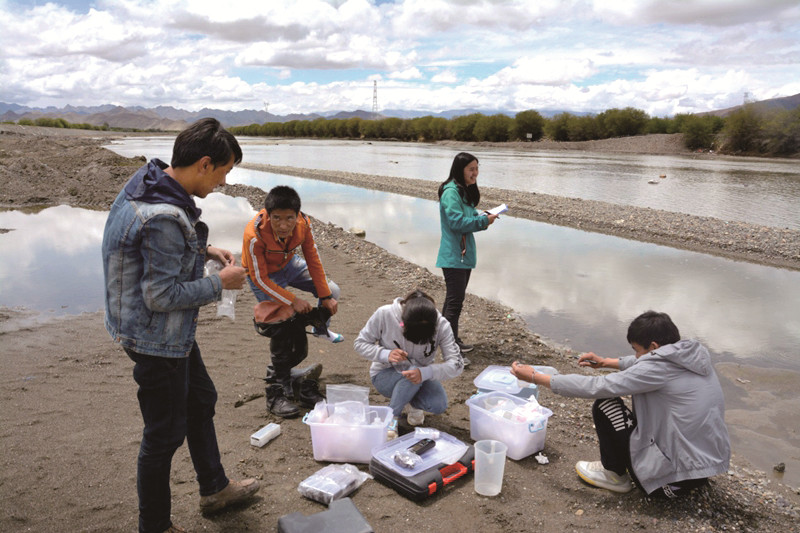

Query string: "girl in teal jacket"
[435, 152, 498, 355]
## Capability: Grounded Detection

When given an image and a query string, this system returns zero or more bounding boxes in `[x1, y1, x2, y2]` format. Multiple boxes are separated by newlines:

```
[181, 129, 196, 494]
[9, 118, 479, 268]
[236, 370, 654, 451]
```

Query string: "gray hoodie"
[354, 297, 464, 382]
[550, 339, 731, 494]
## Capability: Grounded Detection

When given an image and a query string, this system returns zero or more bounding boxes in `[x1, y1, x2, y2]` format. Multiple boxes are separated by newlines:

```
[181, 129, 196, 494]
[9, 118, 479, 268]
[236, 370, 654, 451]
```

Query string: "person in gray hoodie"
[354, 289, 465, 430]
[511, 310, 730, 498]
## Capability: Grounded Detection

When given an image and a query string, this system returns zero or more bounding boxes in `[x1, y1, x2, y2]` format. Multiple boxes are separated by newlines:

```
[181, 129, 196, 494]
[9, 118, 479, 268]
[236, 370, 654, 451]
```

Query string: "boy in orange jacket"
[242, 185, 341, 417]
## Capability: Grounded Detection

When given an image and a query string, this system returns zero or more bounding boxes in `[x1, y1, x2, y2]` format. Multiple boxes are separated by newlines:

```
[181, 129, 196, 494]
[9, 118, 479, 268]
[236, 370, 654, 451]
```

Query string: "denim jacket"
[102, 161, 222, 357]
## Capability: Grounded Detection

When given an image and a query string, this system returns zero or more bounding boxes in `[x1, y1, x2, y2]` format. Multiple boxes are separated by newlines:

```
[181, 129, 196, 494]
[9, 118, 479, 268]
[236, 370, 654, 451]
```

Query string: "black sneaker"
[456, 340, 474, 353]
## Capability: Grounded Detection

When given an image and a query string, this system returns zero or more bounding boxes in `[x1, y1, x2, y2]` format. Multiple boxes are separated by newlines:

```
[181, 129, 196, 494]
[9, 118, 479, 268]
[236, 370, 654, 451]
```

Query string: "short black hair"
[627, 310, 681, 348]
[400, 289, 437, 345]
[264, 185, 301, 213]
[170, 117, 243, 169]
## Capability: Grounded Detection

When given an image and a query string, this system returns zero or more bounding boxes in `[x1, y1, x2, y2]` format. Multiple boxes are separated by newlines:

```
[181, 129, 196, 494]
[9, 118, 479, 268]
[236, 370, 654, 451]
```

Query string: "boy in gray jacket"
[511, 310, 730, 498]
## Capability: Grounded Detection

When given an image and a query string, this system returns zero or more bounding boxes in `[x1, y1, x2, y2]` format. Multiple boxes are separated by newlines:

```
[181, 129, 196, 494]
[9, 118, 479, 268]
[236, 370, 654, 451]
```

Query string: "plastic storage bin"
[466, 391, 553, 460]
[303, 404, 394, 463]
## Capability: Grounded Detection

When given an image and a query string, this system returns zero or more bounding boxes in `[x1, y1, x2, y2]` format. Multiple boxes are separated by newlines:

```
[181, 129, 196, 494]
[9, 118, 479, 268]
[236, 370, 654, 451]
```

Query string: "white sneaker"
[313, 329, 344, 343]
[406, 407, 425, 426]
[575, 460, 634, 493]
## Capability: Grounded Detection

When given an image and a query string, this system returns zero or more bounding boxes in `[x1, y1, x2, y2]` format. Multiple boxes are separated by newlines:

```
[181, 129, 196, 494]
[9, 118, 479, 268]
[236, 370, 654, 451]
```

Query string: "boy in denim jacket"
[102, 118, 259, 532]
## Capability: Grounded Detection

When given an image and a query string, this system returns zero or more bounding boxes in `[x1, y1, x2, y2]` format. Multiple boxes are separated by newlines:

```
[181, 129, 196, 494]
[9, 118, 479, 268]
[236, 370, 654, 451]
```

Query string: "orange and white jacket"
[241, 209, 331, 305]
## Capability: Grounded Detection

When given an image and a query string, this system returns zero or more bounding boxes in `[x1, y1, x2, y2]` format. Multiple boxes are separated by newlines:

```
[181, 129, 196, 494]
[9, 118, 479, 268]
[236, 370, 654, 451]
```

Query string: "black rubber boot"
[295, 378, 325, 408]
[265, 383, 301, 418]
[265, 362, 323, 384]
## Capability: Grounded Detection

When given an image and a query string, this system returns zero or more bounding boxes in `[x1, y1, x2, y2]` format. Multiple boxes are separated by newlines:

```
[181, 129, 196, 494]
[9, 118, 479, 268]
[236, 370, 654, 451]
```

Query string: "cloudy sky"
[2, 0, 799, 117]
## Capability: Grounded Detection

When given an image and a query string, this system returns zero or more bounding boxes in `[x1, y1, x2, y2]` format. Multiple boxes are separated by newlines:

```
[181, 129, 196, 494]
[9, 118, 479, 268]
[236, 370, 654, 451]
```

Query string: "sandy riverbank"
[1, 125, 798, 532]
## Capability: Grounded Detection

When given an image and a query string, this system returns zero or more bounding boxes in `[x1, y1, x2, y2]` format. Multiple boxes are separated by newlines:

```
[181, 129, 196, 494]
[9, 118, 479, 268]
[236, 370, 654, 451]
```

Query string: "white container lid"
[473, 365, 529, 394]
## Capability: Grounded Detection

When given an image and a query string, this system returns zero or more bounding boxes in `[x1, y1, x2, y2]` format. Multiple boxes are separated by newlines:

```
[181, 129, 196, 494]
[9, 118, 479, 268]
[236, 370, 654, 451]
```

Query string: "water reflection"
[105, 137, 800, 230]
[0, 206, 107, 317]
[231, 169, 800, 369]
[0, 196, 255, 321]
[5, 188, 796, 364]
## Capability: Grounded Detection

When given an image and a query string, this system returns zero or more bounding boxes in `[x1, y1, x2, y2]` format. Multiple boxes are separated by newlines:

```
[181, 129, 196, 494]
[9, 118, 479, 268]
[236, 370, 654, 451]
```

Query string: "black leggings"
[441, 267, 471, 341]
[592, 398, 708, 498]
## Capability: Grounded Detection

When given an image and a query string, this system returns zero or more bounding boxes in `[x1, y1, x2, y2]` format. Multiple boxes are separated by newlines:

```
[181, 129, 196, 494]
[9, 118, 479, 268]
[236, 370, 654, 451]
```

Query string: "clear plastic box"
[466, 391, 553, 460]
[371, 431, 469, 477]
[473, 365, 539, 400]
[303, 404, 394, 463]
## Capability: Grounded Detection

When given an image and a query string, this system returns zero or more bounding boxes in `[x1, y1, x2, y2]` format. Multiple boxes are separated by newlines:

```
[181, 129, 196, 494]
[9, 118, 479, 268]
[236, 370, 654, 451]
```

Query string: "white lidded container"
[466, 391, 553, 460]
[303, 403, 394, 463]
[473, 365, 540, 400]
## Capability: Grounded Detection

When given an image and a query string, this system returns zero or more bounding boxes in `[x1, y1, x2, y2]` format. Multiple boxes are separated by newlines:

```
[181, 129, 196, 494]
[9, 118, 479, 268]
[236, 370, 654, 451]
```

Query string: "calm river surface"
[1, 137, 797, 485]
[107, 137, 800, 230]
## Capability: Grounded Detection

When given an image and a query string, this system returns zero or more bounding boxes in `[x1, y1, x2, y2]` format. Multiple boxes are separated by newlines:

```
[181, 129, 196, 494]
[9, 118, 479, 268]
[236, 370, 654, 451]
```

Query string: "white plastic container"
[303, 404, 394, 463]
[250, 422, 281, 447]
[466, 391, 553, 460]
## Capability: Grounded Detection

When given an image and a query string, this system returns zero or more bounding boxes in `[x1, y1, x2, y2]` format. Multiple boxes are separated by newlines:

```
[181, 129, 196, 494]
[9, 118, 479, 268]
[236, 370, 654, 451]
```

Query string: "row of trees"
[12, 117, 162, 133]
[230, 105, 799, 156]
[10, 104, 799, 156]
[16, 117, 111, 131]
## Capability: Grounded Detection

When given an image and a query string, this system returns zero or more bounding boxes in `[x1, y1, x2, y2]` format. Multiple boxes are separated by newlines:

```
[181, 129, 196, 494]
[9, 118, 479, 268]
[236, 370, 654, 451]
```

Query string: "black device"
[393, 438, 436, 469]
[407, 438, 435, 455]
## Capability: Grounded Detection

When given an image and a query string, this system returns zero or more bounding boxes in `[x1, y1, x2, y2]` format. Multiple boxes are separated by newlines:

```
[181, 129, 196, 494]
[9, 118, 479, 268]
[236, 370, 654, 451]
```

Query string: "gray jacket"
[354, 298, 464, 382]
[550, 339, 731, 494]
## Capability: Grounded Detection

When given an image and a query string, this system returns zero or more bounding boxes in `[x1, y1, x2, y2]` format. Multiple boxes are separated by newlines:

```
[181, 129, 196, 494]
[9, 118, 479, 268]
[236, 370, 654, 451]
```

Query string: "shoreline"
[1, 125, 799, 532]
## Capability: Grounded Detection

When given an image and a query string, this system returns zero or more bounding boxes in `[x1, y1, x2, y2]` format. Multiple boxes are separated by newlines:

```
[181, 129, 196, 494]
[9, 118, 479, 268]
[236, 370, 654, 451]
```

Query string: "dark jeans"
[126, 343, 229, 533]
[592, 398, 707, 498]
[441, 267, 471, 342]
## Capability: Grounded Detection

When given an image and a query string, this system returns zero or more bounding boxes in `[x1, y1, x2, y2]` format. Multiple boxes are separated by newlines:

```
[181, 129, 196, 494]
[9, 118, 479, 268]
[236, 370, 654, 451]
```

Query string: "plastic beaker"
[474, 439, 508, 496]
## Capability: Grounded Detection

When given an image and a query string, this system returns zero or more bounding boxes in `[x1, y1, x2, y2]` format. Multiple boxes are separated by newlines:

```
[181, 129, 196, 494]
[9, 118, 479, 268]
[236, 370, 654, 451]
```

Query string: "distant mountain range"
[1, 93, 797, 132]
[697, 92, 800, 117]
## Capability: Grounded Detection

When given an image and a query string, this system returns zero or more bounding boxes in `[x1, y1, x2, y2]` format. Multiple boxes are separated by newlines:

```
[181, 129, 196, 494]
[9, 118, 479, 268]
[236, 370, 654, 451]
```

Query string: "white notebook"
[486, 203, 508, 216]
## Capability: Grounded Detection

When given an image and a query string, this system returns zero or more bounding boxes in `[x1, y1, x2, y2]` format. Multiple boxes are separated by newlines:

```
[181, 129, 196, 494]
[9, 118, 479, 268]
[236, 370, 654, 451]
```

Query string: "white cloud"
[490, 57, 598, 86]
[592, 0, 800, 27]
[0, 0, 797, 115]
[389, 67, 422, 80]
[431, 69, 458, 83]
[388, 0, 568, 36]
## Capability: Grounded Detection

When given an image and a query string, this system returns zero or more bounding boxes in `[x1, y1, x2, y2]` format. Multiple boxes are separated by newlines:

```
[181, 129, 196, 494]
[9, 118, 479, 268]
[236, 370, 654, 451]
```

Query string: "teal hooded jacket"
[435, 181, 489, 269]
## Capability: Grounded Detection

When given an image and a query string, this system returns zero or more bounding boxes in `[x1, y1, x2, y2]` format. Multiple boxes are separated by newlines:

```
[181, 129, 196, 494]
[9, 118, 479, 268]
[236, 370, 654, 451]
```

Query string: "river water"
[1, 137, 798, 486]
[105, 137, 800, 230]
